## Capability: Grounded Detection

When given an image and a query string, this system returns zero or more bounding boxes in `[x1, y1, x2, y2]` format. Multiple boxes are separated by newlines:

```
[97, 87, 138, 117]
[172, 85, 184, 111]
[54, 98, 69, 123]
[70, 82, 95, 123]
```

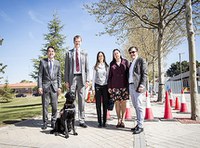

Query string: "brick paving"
[0, 93, 200, 148]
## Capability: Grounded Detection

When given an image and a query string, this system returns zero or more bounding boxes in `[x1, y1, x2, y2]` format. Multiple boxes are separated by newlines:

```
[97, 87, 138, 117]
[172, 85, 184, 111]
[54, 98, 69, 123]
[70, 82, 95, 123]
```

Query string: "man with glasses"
[128, 46, 147, 134]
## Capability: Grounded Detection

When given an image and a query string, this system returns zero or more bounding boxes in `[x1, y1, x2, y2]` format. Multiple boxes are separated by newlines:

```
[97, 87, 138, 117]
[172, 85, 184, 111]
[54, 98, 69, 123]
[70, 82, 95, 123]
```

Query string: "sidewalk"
[0, 103, 136, 148]
[0, 94, 200, 148]
[143, 93, 200, 148]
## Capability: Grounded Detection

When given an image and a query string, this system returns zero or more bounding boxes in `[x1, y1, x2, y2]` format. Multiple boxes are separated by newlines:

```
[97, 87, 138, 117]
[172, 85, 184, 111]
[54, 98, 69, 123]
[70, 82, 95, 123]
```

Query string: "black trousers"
[95, 84, 108, 125]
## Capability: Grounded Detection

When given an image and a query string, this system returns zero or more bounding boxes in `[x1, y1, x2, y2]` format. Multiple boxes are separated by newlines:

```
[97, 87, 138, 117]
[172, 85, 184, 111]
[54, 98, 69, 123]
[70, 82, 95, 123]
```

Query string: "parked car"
[32, 92, 41, 96]
[15, 93, 27, 97]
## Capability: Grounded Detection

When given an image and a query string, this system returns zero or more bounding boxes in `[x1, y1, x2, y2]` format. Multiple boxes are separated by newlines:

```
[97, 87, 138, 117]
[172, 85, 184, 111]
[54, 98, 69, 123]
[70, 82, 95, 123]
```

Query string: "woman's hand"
[108, 88, 112, 93]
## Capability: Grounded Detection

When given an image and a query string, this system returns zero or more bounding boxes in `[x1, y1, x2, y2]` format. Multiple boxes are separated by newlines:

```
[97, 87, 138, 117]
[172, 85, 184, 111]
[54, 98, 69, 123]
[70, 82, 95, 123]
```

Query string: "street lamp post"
[179, 52, 184, 91]
[0, 37, 4, 46]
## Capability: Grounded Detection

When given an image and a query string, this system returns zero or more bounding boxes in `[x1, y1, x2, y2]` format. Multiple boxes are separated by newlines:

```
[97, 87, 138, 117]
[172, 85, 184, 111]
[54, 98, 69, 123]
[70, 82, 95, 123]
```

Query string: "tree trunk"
[185, 0, 200, 120]
[157, 27, 165, 102]
[152, 56, 155, 94]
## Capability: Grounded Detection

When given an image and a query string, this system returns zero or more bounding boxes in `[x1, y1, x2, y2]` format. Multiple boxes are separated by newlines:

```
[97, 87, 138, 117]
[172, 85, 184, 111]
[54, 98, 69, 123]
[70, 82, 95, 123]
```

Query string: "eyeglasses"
[129, 51, 137, 54]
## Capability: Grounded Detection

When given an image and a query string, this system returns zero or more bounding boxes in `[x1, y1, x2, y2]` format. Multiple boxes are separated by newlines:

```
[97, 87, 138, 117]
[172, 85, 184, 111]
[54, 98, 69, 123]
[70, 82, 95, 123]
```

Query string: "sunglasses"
[129, 51, 137, 54]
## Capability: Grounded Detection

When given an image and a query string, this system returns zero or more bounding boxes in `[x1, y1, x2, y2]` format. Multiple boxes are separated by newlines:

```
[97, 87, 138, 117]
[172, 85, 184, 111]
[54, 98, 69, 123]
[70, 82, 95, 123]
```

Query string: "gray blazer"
[64, 49, 90, 86]
[38, 58, 62, 92]
[130, 57, 148, 92]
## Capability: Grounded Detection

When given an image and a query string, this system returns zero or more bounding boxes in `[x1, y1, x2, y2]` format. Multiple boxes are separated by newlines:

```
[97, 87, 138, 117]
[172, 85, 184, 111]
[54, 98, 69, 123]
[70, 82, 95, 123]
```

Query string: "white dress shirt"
[129, 57, 137, 84]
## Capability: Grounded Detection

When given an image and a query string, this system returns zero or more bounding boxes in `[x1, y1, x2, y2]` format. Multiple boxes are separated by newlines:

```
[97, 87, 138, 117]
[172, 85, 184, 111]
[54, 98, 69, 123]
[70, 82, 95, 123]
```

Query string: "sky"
[0, 0, 199, 84]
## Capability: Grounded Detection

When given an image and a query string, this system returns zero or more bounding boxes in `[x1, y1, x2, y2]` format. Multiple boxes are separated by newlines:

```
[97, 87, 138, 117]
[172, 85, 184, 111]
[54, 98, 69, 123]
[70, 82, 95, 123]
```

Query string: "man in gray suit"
[64, 35, 90, 128]
[128, 46, 148, 134]
[38, 46, 62, 130]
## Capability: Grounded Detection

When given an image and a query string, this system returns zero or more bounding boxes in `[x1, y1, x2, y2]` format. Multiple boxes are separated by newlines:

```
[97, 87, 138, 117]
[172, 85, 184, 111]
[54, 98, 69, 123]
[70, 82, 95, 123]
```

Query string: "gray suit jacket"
[64, 49, 90, 86]
[38, 58, 62, 92]
[130, 57, 148, 92]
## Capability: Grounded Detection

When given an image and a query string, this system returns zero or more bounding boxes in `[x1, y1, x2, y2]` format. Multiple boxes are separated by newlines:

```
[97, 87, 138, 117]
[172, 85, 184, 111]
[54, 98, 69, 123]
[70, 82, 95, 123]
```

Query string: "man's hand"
[85, 81, 89, 88]
[137, 85, 145, 93]
[38, 88, 43, 95]
[58, 88, 61, 96]
[92, 90, 95, 95]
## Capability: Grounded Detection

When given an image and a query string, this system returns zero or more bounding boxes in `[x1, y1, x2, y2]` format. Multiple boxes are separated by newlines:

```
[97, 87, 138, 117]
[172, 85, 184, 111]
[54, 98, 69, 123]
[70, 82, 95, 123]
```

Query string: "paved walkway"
[144, 93, 200, 148]
[0, 93, 200, 148]
[0, 103, 136, 148]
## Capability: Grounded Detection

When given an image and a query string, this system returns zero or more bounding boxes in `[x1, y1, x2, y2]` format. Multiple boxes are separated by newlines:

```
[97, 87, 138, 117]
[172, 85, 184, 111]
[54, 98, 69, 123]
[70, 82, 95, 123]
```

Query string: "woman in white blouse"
[92, 51, 109, 128]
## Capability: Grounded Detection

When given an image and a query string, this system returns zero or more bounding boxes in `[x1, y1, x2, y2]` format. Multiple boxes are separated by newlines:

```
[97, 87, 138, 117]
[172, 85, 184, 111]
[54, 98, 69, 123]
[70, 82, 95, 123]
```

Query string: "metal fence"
[152, 80, 200, 94]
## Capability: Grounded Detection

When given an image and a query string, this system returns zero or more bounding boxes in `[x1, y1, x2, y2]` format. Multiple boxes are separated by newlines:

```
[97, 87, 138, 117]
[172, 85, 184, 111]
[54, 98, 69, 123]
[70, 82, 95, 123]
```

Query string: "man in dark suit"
[128, 46, 148, 134]
[64, 35, 90, 128]
[38, 46, 62, 130]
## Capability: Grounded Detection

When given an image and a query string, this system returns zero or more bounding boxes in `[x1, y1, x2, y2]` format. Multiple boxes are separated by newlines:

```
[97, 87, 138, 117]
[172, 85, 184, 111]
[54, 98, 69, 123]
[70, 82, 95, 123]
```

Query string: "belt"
[74, 74, 82, 76]
[129, 83, 134, 84]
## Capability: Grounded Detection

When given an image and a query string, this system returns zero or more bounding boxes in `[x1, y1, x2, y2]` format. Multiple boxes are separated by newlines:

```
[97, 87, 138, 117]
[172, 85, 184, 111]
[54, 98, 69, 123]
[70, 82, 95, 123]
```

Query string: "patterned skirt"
[108, 88, 129, 101]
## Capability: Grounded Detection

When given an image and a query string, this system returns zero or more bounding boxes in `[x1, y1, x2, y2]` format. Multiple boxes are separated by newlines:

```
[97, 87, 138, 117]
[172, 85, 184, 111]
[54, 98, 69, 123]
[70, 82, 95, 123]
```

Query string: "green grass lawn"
[0, 95, 65, 127]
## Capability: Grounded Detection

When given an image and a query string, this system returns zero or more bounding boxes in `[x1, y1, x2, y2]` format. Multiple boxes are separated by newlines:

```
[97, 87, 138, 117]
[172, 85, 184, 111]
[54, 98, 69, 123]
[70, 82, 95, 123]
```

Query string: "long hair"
[94, 51, 109, 70]
[112, 48, 122, 63]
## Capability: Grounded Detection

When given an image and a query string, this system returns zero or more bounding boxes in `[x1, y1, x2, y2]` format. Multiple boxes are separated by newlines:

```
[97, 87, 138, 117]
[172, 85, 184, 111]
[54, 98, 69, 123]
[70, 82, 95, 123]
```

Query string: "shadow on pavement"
[14, 119, 42, 128]
[86, 120, 133, 132]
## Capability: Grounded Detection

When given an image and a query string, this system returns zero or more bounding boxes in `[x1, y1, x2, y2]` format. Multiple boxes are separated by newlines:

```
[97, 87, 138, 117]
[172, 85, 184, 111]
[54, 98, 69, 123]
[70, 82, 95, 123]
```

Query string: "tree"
[31, 13, 66, 90]
[185, 0, 200, 120]
[166, 60, 200, 77]
[0, 63, 7, 83]
[123, 28, 159, 92]
[84, 0, 200, 102]
[20, 80, 33, 83]
[0, 79, 13, 103]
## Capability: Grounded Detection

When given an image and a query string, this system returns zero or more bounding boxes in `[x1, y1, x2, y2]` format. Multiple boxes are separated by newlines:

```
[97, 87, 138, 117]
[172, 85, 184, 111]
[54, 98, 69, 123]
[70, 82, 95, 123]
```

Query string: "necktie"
[76, 49, 80, 72]
[49, 60, 53, 76]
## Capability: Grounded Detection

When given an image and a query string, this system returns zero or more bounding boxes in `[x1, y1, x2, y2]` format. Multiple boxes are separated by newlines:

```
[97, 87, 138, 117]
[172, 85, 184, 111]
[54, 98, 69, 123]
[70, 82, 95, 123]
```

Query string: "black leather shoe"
[131, 125, 138, 131]
[102, 123, 107, 127]
[79, 123, 87, 128]
[41, 124, 47, 130]
[98, 123, 102, 128]
[133, 127, 143, 134]
[51, 123, 55, 129]
[120, 122, 125, 128]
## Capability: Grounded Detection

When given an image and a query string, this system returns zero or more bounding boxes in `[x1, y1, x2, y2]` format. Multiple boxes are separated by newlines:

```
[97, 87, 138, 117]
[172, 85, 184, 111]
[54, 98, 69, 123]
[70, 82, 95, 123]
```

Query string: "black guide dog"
[50, 91, 78, 138]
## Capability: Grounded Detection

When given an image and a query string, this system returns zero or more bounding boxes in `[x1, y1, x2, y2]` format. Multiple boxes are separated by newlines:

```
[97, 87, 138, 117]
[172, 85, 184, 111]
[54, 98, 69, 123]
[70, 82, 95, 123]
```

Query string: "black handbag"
[107, 98, 114, 111]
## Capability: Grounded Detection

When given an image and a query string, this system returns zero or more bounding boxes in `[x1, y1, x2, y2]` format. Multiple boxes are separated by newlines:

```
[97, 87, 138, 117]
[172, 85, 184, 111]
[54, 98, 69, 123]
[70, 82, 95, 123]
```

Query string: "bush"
[0, 84, 13, 103]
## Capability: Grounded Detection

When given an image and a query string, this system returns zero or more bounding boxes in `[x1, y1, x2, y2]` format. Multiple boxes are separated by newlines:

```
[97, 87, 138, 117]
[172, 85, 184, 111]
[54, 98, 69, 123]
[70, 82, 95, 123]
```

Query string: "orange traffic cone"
[169, 89, 175, 107]
[86, 91, 91, 103]
[107, 110, 111, 120]
[174, 96, 180, 110]
[125, 100, 132, 120]
[145, 91, 154, 120]
[163, 91, 173, 119]
[180, 89, 188, 112]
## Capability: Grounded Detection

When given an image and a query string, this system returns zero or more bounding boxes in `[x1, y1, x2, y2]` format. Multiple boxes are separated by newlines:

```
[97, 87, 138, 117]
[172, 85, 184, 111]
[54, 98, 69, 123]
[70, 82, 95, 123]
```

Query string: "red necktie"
[76, 49, 80, 72]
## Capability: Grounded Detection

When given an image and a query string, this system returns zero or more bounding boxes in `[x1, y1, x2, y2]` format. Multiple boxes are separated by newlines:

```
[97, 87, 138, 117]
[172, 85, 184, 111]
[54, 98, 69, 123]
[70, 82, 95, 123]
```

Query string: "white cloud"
[28, 10, 45, 25]
[0, 10, 14, 23]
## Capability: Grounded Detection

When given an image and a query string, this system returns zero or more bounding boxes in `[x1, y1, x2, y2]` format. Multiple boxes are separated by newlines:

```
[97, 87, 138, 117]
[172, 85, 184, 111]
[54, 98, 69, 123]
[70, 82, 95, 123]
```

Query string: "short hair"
[47, 46, 55, 52]
[73, 35, 82, 42]
[128, 46, 139, 52]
